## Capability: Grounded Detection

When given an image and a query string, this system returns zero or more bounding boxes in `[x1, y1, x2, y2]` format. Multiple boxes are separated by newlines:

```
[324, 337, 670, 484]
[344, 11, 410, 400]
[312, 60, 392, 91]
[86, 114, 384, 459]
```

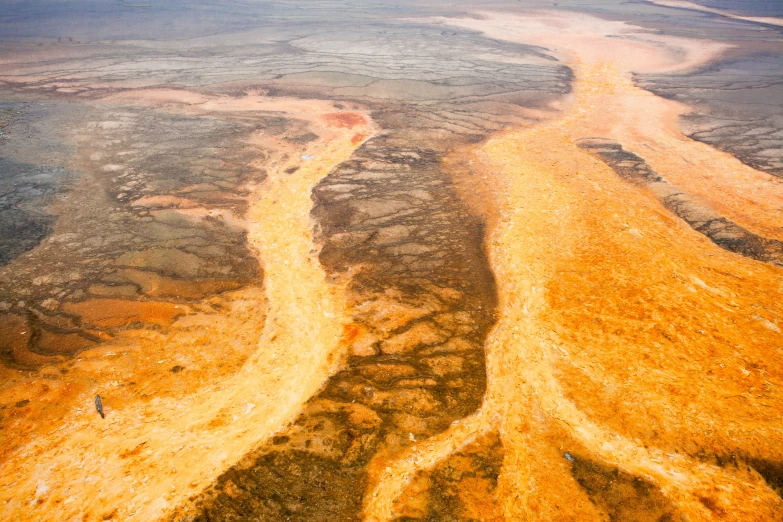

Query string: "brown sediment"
[383, 431, 505, 521]
[425, 431, 505, 521]
[114, 269, 248, 299]
[569, 455, 685, 522]
[362, 11, 783, 521]
[169, 134, 497, 521]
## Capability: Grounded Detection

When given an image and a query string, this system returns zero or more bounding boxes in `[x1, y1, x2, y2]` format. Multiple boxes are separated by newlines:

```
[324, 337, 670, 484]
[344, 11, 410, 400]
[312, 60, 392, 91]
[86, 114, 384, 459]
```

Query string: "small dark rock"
[95, 394, 105, 419]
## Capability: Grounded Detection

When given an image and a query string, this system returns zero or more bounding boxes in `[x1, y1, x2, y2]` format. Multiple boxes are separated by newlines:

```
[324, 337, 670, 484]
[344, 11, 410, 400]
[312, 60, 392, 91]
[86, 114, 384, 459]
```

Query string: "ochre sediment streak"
[0, 106, 371, 522]
[365, 11, 783, 521]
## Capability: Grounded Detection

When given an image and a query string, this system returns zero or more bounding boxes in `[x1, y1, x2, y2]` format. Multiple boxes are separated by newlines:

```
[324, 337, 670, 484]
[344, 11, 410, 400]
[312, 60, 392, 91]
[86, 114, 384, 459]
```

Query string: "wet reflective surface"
[1, 1, 782, 521]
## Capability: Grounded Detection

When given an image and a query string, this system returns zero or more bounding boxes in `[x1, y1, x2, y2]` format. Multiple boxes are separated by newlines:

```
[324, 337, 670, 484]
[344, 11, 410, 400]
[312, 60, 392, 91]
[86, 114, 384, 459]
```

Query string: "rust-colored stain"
[60, 298, 189, 328]
[351, 132, 369, 144]
[340, 323, 362, 344]
[323, 112, 368, 128]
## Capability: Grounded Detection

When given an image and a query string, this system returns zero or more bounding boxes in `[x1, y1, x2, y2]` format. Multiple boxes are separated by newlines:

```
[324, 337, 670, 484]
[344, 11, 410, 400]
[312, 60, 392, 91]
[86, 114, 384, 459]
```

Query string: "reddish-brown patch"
[340, 323, 362, 344]
[351, 132, 369, 145]
[323, 112, 367, 129]
[61, 298, 189, 328]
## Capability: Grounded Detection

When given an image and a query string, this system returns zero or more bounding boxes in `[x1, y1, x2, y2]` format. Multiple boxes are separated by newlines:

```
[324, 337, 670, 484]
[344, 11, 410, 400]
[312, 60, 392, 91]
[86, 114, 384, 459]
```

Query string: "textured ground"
[0, 1, 782, 521]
